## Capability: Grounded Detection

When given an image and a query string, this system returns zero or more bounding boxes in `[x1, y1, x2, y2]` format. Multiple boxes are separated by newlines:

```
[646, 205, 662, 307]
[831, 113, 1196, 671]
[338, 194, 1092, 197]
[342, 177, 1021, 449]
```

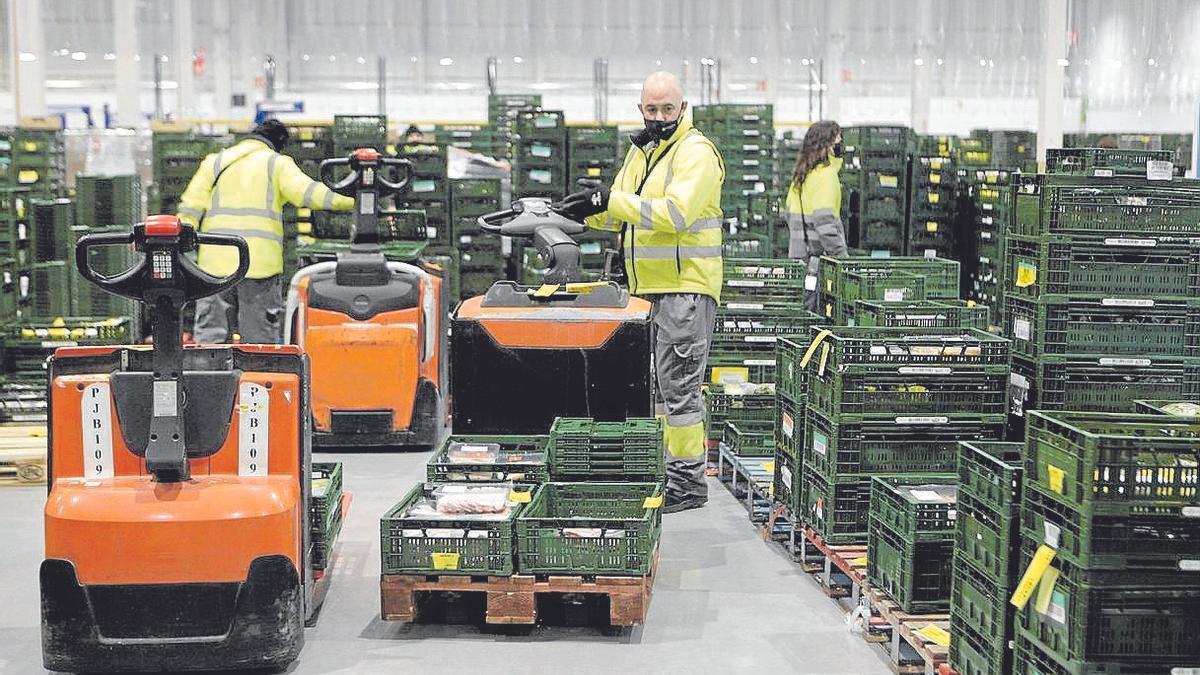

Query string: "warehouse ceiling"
[4, 0, 1198, 111]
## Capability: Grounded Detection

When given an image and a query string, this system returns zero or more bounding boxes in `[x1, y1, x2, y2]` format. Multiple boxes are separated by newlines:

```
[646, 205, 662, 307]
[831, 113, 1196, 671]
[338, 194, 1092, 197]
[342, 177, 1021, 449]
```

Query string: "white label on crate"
[1102, 298, 1154, 307]
[1147, 160, 1174, 181]
[1099, 357, 1152, 367]
[899, 367, 952, 375]
[744, 336, 776, 343]
[81, 383, 114, 479]
[909, 490, 944, 502]
[426, 226, 438, 239]
[924, 249, 937, 258]
[741, 144, 761, 152]
[728, 280, 765, 288]
[1046, 589, 1068, 625]
[1117, 195, 1150, 207]
[1170, 669, 1200, 675]
[805, 275, 818, 291]
[782, 413, 794, 438]
[745, 359, 774, 366]
[812, 431, 828, 456]
[533, 116, 558, 129]
[1104, 237, 1156, 247]
[982, 203, 994, 211]
[1179, 560, 1200, 572]
[980, 230, 993, 239]
[743, 159, 760, 167]
[781, 465, 792, 490]
[727, 302, 764, 311]
[895, 416, 949, 425]
[1043, 521, 1061, 548]
[1182, 507, 1200, 518]
[412, 180, 436, 193]
[40, 340, 76, 348]
[883, 288, 906, 302]
[1013, 318, 1032, 341]
[531, 143, 552, 158]
[1093, 168, 1115, 177]
[979, 256, 991, 265]
[238, 382, 270, 476]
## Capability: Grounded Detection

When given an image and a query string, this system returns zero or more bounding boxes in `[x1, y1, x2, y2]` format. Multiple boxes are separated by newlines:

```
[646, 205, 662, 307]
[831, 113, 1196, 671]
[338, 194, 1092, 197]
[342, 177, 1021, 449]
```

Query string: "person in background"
[177, 119, 354, 344]
[784, 120, 845, 312]
[554, 71, 725, 514]
[404, 124, 429, 143]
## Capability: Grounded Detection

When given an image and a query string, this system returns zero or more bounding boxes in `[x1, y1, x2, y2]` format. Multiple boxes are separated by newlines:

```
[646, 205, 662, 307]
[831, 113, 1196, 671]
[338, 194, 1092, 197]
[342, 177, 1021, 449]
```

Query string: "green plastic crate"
[381, 482, 533, 575]
[1013, 173, 1200, 237]
[851, 300, 990, 330]
[548, 417, 664, 480]
[705, 385, 777, 438]
[950, 561, 1014, 675]
[1014, 547, 1200, 667]
[310, 462, 343, 534]
[774, 394, 804, 461]
[827, 270, 926, 323]
[868, 476, 957, 613]
[1011, 629, 1195, 675]
[723, 421, 773, 457]
[773, 447, 801, 515]
[870, 476, 958, 542]
[1025, 411, 1200, 514]
[1011, 354, 1200, 415]
[1046, 148, 1175, 177]
[1006, 294, 1200, 360]
[424, 435, 549, 483]
[515, 482, 663, 575]
[311, 493, 344, 571]
[819, 255, 961, 301]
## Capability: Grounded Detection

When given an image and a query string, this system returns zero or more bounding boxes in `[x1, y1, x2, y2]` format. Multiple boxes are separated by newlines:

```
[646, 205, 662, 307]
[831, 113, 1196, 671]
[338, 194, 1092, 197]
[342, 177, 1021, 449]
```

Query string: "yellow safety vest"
[177, 138, 353, 279]
[784, 155, 843, 222]
[586, 115, 725, 301]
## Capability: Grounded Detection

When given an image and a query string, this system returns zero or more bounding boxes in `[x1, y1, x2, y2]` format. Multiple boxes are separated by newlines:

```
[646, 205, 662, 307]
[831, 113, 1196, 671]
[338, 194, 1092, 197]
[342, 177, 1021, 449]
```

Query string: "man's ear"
[678, 101, 687, 119]
[637, 103, 645, 118]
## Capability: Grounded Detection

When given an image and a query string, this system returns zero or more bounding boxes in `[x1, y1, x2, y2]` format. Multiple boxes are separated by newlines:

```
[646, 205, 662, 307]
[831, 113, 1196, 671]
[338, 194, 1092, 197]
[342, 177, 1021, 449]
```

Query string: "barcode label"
[1099, 357, 1152, 367]
[1147, 160, 1174, 181]
[898, 367, 952, 375]
[726, 302, 763, 310]
[1102, 298, 1154, 307]
[728, 280, 765, 288]
[1104, 238, 1156, 247]
[895, 416, 949, 425]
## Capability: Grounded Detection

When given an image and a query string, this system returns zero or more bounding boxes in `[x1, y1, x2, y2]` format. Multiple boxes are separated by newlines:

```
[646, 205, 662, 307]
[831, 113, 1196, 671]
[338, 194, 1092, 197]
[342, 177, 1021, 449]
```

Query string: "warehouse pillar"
[823, 1, 847, 122]
[210, 0, 232, 119]
[1037, 0, 1068, 167]
[173, 0, 194, 120]
[113, 0, 141, 127]
[12, 0, 48, 119]
[909, 0, 934, 133]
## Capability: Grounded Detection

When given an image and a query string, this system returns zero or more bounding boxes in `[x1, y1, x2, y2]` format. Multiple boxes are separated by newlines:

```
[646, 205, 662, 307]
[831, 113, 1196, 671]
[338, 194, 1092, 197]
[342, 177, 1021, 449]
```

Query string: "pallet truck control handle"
[75, 215, 250, 303]
[476, 197, 587, 238]
[319, 150, 414, 198]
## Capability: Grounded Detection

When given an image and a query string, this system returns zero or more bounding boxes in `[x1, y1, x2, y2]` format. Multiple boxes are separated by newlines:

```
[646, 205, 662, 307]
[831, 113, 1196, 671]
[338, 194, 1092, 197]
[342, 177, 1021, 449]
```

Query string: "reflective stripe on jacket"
[586, 114, 725, 300]
[177, 137, 354, 278]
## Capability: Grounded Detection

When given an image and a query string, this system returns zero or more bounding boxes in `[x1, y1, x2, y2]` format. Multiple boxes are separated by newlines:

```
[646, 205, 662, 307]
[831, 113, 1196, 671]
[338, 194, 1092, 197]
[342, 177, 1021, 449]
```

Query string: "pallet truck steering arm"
[478, 198, 588, 284]
[74, 215, 249, 483]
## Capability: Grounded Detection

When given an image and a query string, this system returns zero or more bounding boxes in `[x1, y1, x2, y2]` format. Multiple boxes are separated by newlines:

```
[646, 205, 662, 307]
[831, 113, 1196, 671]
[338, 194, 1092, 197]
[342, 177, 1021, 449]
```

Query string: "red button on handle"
[353, 147, 380, 161]
[145, 214, 182, 237]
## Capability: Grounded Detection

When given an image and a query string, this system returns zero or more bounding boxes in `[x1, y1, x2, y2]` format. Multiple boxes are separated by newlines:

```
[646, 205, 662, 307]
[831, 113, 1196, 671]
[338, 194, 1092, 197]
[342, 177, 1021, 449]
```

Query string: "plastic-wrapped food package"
[404, 483, 516, 521]
[446, 442, 500, 463]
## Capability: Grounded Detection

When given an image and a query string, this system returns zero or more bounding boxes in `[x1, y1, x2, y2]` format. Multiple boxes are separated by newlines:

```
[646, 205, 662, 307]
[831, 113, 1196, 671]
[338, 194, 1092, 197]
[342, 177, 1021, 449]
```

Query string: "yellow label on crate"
[817, 342, 830, 375]
[509, 489, 532, 503]
[300, 130, 315, 141]
[1015, 262, 1037, 288]
[763, 461, 775, 474]
[825, 278, 833, 293]
[926, 221, 939, 233]
[18, 170, 39, 184]
[928, 192, 940, 204]
[533, 284, 560, 297]
[587, 167, 602, 177]
[711, 366, 749, 385]
[431, 552, 461, 570]
[930, 173, 941, 185]
[852, 556, 868, 566]
[1034, 566, 1061, 614]
[643, 495, 664, 509]
[915, 624, 951, 648]
[879, 175, 898, 188]
[23, 141, 37, 152]
[1047, 464, 1066, 495]
[825, 302, 833, 318]
[1010, 545, 1057, 609]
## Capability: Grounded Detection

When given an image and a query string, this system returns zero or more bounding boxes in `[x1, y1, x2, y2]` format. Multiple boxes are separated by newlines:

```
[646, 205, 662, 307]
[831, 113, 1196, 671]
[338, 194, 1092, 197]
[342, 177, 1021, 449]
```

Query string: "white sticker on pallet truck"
[81, 383, 114, 479]
[238, 382, 270, 476]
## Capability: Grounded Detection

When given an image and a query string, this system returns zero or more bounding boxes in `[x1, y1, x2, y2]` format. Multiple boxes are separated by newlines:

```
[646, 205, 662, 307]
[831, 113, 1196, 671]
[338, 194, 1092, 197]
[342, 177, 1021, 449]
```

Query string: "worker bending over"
[177, 119, 354, 344]
[556, 71, 725, 514]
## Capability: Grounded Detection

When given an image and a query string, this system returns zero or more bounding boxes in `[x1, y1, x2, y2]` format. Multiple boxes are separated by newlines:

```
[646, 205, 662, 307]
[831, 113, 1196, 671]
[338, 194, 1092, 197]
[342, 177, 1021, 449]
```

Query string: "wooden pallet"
[380, 550, 658, 627]
[0, 424, 48, 486]
[865, 586, 951, 675]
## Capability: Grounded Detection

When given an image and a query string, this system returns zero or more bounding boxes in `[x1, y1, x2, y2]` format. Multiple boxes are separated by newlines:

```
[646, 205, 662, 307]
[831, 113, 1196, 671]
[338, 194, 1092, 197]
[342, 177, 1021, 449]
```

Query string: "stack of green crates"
[149, 130, 230, 215]
[74, 175, 141, 229]
[0, 317, 131, 382]
[705, 382, 776, 457]
[817, 255, 960, 326]
[567, 124, 621, 188]
[962, 168, 1016, 326]
[975, 129, 1037, 173]
[949, 440, 1023, 675]
[488, 94, 543, 161]
[917, 135, 959, 159]
[841, 126, 915, 255]
[449, 178, 504, 299]
[434, 123, 506, 158]
[693, 104, 774, 247]
[906, 156, 957, 258]
[396, 142, 450, 248]
[1012, 412, 1200, 674]
[71, 175, 142, 318]
[519, 418, 664, 575]
[332, 114, 387, 156]
[284, 124, 333, 180]
[851, 299, 989, 330]
[310, 462, 345, 570]
[1133, 399, 1200, 416]
[954, 135, 992, 168]
[0, 187, 30, 269]
[868, 476, 957, 613]
[782, 326, 1010, 543]
[512, 110, 566, 201]
[0, 127, 66, 198]
[1004, 154, 1200, 422]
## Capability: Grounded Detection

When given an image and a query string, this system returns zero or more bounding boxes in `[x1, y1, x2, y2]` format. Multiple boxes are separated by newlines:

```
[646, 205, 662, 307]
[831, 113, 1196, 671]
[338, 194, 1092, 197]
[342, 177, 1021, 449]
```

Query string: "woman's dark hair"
[790, 120, 841, 191]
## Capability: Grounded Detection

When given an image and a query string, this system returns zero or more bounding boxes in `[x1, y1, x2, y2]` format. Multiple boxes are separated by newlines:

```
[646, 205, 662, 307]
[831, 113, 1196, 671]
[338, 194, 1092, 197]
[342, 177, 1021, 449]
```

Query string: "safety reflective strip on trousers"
[664, 421, 706, 459]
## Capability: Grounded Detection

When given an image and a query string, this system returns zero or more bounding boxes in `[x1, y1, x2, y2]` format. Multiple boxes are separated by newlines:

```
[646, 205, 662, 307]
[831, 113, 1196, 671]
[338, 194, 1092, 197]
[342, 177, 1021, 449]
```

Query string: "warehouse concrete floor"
[1, 450, 889, 675]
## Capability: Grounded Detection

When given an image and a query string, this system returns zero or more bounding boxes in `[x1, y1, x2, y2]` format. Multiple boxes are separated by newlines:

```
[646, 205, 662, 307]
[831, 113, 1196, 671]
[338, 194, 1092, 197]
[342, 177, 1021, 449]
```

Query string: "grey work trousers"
[649, 292, 717, 500]
[193, 275, 284, 344]
[787, 212, 848, 313]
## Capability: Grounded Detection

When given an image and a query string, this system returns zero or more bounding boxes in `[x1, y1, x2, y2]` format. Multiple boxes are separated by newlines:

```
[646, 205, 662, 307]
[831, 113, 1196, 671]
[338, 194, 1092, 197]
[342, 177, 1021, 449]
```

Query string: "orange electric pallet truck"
[285, 148, 446, 448]
[41, 216, 335, 672]
[450, 198, 653, 434]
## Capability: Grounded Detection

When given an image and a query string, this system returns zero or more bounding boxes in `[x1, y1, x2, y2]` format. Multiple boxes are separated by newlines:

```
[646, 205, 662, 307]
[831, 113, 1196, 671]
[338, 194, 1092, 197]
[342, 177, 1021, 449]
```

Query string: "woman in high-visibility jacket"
[784, 120, 845, 312]
[177, 120, 353, 344]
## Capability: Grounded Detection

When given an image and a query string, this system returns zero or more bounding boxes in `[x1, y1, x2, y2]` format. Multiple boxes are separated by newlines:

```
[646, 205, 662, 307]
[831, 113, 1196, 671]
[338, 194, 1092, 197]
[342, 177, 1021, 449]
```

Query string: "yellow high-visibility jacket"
[177, 137, 353, 279]
[585, 114, 725, 300]
[783, 156, 844, 258]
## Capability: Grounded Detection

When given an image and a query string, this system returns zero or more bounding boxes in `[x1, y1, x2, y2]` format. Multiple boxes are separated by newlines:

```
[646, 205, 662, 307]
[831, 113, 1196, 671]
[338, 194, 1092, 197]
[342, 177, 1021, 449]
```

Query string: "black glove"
[553, 185, 610, 222]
